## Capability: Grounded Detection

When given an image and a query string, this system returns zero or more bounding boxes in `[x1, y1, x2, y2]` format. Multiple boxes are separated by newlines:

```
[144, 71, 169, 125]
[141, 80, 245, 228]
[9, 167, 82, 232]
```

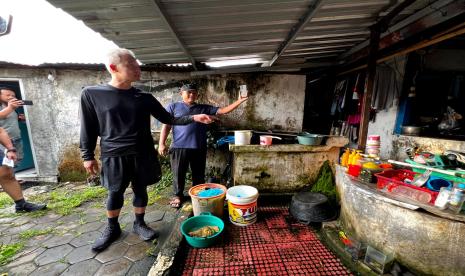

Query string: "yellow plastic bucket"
[189, 183, 227, 217]
[226, 185, 259, 226]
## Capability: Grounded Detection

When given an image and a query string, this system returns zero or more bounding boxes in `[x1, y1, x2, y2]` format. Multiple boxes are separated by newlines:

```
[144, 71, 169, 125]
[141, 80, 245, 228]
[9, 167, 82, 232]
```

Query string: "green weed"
[0, 242, 24, 266]
[19, 228, 55, 240]
[47, 187, 107, 215]
[0, 192, 13, 209]
[28, 186, 107, 216]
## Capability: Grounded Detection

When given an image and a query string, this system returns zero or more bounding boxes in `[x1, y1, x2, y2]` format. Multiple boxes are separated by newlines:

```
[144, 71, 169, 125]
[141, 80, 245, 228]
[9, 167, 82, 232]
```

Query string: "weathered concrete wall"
[151, 74, 306, 132]
[336, 165, 465, 275]
[230, 137, 348, 192]
[367, 103, 399, 159]
[0, 68, 305, 182]
[391, 135, 465, 161]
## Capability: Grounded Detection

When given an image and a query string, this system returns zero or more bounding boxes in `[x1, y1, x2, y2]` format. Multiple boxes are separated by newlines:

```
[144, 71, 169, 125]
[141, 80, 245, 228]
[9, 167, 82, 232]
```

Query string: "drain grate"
[172, 206, 353, 275]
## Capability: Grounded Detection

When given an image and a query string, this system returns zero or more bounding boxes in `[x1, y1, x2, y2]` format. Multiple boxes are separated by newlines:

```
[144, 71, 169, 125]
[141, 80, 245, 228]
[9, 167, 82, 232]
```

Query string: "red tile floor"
[172, 206, 353, 276]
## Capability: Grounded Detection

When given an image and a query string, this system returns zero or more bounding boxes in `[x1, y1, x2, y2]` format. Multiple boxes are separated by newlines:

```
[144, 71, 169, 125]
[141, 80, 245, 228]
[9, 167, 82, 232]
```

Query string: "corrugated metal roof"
[46, 0, 457, 72]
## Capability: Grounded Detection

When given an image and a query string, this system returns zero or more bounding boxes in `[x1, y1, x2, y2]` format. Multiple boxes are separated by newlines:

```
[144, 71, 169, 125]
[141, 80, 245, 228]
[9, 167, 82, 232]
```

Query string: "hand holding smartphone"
[22, 100, 33, 105]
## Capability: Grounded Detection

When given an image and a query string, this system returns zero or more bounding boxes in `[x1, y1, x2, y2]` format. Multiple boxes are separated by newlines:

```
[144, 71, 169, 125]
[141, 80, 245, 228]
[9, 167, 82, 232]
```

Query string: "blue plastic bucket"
[426, 176, 453, 192]
[180, 212, 224, 248]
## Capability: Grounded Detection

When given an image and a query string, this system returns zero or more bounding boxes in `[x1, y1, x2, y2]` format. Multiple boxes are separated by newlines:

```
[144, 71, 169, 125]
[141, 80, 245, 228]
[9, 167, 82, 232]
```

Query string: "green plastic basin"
[180, 212, 224, 248]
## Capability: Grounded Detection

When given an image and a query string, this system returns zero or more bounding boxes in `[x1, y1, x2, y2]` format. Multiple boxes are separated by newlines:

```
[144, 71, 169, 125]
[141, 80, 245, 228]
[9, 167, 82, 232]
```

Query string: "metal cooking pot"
[401, 125, 422, 136]
[297, 133, 324, 145]
[289, 192, 338, 224]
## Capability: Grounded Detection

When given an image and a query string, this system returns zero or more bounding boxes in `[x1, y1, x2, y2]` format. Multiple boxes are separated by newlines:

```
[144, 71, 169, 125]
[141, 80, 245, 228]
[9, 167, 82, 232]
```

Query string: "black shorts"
[100, 151, 161, 192]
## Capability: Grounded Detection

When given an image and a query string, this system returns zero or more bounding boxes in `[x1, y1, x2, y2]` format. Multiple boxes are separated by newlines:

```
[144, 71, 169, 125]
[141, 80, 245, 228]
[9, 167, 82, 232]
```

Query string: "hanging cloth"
[372, 64, 401, 110]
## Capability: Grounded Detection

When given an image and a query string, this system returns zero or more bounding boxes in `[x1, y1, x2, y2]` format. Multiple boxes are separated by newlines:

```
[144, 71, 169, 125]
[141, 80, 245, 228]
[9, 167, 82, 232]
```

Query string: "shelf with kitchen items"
[340, 148, 465, 221]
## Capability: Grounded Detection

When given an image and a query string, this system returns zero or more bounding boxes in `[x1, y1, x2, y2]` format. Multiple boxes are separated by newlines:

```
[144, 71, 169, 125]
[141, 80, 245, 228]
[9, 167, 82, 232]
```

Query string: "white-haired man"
[80, 48, 216, 252]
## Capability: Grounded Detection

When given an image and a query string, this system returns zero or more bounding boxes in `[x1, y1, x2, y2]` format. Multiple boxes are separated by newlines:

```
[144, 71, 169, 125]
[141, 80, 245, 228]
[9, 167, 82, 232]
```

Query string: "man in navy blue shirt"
[158, 83, 248, 208]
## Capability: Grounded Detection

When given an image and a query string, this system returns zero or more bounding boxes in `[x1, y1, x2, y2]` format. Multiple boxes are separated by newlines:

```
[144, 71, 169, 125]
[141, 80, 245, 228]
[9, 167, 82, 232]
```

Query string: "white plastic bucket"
[226, 185, 259, 226]
[189, 184, 227, 217]
[234, 130, 252, 145]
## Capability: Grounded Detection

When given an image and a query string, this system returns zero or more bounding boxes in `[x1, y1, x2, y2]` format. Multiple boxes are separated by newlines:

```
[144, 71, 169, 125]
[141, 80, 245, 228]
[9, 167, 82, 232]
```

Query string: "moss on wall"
[58, 144, 100, 182]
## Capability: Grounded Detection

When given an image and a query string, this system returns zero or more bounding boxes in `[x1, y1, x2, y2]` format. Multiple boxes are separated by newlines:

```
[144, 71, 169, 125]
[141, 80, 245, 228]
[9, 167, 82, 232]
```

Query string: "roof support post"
[358, 27, 380, 150]
[358, 0, 417, 150]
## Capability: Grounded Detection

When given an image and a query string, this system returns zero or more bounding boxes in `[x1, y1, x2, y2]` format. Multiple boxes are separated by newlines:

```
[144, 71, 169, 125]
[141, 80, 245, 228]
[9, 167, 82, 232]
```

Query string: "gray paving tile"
[0, 223, 10, 233]
[35, 212, 62, 224]
[95, 258, 133, 276]
[85, 207, 106, 215]
[66, 244, 96, 264]
[24, 234, 53, 248]
[76, 221, 103, 234]
[163, 212, 176, 222]
[55, 213, 80, 225]
[6, 247, 46, 268]
[80, 212, 102, 223]
[7, 261, 37, 275]
[0, 216, 16, 223]
[61, 258, 101, 276]
[124, 241, 152, 262]
[70, 230, 101, 247]
[11, 215, 32, 226]
[29, 261, 69, 276]
[119, 213, 135, 225]
[0, 234, 11, 244]
[123, 232, 144, 245]
[126, 255, 156, 276]
[95, 242, 129, 263]
[34, 244, 73, 266]
[144, 210, 164, 223]
[42, 233, 75, 248]
[4, 222, 36, 235]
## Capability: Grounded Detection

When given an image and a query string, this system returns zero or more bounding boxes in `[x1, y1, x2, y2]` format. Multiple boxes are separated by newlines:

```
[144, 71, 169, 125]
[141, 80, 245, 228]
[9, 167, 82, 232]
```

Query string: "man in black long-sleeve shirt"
[80, 48, 215, 252]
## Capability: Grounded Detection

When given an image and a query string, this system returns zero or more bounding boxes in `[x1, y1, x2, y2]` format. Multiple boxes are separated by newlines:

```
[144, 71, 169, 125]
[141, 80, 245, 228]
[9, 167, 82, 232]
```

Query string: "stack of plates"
[366, 135, 380, 157]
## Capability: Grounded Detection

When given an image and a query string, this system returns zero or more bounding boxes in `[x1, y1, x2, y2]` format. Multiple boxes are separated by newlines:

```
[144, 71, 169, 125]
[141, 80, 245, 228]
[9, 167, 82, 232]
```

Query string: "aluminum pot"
[401, 126, 422, 136]
[297, 133, 324, 145]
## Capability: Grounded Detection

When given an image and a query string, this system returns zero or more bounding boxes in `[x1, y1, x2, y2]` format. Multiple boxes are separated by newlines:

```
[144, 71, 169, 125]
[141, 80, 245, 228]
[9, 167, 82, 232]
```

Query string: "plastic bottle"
[348, 149, 356, 166]
[434, 187, 451, 210]
[353, 150, 363, 165]
[341, 148, 350, 167]
[448, 183, 465, 214]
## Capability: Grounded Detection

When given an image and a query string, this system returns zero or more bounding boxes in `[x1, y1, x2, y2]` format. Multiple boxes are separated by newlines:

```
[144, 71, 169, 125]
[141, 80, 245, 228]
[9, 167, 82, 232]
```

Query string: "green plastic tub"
[405, 159, 465, 183]
[180, 212, 224, 248]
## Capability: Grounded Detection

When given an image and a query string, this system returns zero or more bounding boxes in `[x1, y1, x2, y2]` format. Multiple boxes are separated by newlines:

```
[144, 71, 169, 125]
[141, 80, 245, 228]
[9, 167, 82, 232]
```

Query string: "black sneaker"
[91, 224, 122, 252]
[15, 202, 47, 213]
[133, 222, 158, 241]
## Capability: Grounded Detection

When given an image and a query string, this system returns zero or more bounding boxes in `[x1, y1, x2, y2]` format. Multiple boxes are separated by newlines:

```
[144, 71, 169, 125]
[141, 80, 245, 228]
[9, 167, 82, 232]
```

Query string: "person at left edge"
[79, 48, 216, 252]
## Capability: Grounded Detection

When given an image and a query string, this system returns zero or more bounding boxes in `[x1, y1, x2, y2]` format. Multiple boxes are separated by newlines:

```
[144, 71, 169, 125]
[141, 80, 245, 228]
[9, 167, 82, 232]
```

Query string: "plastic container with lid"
[364, 245, 394, 274]
[448, 183, 465, 214]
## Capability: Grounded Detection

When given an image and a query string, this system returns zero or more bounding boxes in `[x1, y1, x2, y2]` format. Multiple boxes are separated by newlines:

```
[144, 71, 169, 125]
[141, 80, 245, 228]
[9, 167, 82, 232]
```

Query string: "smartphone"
[22, 100, 33, 105]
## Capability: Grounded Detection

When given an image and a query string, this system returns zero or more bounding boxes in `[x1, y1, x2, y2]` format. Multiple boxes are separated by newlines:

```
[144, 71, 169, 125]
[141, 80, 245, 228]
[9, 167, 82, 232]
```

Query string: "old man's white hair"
[105, 48, 136, 72]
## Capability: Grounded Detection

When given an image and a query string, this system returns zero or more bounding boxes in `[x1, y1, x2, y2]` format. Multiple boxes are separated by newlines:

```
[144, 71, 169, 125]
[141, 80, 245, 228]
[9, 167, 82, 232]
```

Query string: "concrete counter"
[336, 165, 465, 275]
[229, 136, 348, 192]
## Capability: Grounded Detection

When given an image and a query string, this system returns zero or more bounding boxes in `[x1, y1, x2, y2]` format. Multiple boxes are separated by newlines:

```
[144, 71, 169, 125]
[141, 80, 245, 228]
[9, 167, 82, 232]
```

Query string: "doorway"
[0, 80, 36, 172]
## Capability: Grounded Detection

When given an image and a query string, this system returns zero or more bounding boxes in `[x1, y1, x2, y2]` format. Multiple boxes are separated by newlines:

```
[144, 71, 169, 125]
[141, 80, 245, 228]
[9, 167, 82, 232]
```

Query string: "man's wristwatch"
[6, 148, 17, 153]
